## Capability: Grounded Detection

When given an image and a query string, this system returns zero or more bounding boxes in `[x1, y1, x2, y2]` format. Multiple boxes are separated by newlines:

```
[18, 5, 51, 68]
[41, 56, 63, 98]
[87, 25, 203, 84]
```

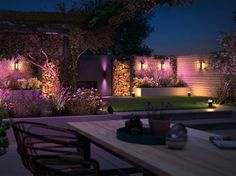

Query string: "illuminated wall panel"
[177, 55, 223, 97]
[113, 60, 131, 96]
[42, 62, 60, 98]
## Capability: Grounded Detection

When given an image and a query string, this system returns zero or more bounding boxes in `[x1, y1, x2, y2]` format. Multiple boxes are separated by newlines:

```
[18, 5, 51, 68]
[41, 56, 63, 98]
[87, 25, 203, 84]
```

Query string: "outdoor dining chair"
[12, 121, 99, 176]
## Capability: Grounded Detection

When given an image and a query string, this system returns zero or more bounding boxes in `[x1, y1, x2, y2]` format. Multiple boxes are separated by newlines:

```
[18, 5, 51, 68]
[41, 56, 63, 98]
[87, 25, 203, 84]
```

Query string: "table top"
[68, 120, 236, 176]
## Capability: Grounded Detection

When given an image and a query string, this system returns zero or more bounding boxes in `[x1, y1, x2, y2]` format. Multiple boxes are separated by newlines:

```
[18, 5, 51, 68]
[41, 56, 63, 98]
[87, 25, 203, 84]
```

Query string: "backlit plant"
[67, 88, 103, 115]
[133, 76, 157, 88]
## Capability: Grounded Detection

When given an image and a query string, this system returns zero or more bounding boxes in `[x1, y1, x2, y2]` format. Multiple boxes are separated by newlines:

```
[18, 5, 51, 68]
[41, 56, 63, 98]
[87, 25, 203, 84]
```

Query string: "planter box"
[134, 87, 190, 97]
[9, 89, 41, 100]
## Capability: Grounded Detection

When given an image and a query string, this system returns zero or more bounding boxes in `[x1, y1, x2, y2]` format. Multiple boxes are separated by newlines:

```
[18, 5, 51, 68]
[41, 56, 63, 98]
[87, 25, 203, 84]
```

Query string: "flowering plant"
[27, 78, 42, 89]
[7, 92, 45, 118]
[0, 77, 41, 90]
[133, 77, 158, 88]
[67, 88, 103, 115]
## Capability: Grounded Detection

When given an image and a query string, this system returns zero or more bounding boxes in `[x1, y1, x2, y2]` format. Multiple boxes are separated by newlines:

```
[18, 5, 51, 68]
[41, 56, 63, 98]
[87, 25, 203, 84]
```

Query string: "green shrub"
[0, 107, 12, 156]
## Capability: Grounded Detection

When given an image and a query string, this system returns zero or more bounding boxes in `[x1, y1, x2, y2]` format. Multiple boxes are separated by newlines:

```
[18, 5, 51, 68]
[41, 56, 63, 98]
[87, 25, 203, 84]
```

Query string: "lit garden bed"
[134, 87, 190, 97]
[8, 89, 41, 100]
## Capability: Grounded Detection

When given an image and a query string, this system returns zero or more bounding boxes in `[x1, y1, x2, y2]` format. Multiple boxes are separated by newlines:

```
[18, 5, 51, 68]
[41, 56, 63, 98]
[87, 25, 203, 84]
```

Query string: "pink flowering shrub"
[0, 77, 41, 90]
[133, 77, 157, 88]
[67, 88, 103, 115]
[0, 86, 103, 117]
[7, 91, 48, 118]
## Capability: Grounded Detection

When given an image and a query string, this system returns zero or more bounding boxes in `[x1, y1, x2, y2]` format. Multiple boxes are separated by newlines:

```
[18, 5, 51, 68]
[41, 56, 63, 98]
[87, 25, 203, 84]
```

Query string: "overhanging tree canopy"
[0, 0, 191, 89]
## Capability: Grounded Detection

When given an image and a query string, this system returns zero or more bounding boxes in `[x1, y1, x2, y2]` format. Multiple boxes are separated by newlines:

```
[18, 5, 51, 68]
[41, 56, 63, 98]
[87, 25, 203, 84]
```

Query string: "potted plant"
[0, 107, 12, 156]
[125, 114, 143, 135]
[145, 101, 171, 138]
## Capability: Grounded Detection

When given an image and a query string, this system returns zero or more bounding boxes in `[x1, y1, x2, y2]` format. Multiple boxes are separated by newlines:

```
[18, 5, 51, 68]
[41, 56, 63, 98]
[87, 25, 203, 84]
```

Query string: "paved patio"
[1, 106, 236, 176]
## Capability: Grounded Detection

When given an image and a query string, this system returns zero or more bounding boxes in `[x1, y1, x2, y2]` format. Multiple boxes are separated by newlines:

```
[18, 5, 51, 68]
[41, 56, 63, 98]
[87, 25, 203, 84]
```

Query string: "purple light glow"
[0, 58, 32, 81]
[101, 56, 108, 71]
[134, 56, 173, 80]
[101, 79, 108, 95]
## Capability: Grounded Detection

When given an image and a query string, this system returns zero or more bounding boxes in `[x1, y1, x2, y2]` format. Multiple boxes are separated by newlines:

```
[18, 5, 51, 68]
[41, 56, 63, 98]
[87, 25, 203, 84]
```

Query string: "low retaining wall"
[8, 89, 41, 100]
[134, 87, 190, 97]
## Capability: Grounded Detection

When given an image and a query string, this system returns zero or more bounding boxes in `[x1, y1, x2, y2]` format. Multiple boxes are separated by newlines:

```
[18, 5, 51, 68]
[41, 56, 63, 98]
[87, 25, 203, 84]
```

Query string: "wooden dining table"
[67, 119, 236, 176]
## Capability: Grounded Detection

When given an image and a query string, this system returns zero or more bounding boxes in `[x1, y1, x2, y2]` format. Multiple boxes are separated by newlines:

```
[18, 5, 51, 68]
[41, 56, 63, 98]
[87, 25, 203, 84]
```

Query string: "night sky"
[0, 0, 235, 55]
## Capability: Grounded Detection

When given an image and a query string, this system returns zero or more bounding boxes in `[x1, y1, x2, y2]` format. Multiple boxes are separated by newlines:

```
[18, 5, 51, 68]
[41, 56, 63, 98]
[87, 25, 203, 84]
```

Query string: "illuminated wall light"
[159, 62, 166, 70]
[187, 91, 191, 96]
[198, 61, 206, 70]
[161, 63, 166, 70]
[14, 61, 19, 71]
[140, 61, 147, 70]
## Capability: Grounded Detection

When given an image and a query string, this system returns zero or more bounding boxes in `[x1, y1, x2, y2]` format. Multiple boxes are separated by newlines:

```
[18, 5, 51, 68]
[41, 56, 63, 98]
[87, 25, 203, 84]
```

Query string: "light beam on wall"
[101, 56, 108, 71]
[101, 79, 108, 96]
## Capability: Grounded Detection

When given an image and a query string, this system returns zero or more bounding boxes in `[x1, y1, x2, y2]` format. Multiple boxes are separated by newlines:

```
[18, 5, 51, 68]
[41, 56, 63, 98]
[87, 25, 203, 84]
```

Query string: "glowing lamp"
[187, 91, 191, 96]
[141, 61, 147, 70]
[198, 61, 206, 70]
[208, 99, 213, 108]
[14, 61, 19, 70]
[159, 62, 166, 70]
[132, 91, 135, 97]
[161, 63, 166, 70]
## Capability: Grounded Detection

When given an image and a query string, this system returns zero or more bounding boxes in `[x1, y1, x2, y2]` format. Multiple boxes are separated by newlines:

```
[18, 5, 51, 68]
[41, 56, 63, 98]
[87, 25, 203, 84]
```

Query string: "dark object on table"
[125, 114, 143, 135]
[166, 123, 188, 149]
[107, 105, 114, 114]
[117, 127, 165, 145]
[209, 136, 236, 149]
[12, 121, 99, 176]
[149, 118, 171, 138]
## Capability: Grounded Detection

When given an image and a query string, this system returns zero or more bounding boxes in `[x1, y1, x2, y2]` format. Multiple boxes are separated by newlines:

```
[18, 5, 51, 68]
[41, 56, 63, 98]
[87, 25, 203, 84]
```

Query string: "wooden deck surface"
[68, 119, 236, 176]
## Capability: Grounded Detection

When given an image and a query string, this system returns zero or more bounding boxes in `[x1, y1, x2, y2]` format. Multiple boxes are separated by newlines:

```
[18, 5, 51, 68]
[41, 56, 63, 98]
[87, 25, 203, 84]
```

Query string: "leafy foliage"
[210, 31, 236, 75]
[0, 107, 12, 156]
[209, 26, 236, 103]
[67, 88, 103, 115]
[97, 11, 154, 55]
[0, 0, 190, 89]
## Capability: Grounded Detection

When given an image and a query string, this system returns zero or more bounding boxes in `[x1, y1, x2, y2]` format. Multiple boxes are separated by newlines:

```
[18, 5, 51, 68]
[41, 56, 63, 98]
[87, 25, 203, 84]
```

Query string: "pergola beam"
[0, 11, 84, 25]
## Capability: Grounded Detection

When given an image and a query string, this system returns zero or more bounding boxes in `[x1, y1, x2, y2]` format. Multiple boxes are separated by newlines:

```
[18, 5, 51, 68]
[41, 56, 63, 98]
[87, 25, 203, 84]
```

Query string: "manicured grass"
[104, 96, 210, 112]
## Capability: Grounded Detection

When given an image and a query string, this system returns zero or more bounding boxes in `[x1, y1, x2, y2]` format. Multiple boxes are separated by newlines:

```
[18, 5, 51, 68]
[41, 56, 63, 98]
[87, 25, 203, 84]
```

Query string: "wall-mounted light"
[159, 61, 166, 70]
[140, 61, 148, 70]
[197, 61, 206, 70]
[14, 60, 19, 71]
[103, 70, 107, 79]
[161, 62, 166, 70]
[187, 91, 191, 96]
[208, 99, 213, 108]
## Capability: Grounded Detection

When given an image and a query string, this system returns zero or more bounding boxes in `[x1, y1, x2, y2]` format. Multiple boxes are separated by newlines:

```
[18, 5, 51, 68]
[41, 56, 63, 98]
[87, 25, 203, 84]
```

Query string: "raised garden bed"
[8, 89, 41, 100]
[134, 87, 190, 97]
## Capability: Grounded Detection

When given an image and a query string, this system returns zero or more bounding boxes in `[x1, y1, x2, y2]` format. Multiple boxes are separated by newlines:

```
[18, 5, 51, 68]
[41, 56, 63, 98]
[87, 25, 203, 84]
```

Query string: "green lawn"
[104, 96, 210, 112]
